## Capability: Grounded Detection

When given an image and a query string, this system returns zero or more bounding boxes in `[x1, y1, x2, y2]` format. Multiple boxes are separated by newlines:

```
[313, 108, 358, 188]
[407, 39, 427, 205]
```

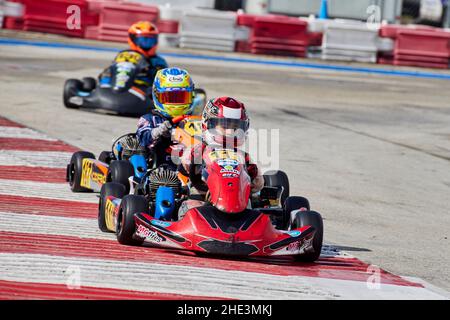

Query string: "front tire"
[291, 210, 323, 262]
[63, 79, 83, 109]
[108, 160, 135, 193]
[116, 195, 149, 246]
[283, 196, 310, 230]
[98, 182, 126, 232]
[82, 77, 96, 91]
[68, 151, 95, 192]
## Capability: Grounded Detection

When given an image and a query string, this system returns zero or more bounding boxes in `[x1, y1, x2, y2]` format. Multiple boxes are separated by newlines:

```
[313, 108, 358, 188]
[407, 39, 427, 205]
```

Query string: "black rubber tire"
[263, 170, 290, 205]
[108, 160, 134, 193]
[99, 150, 114, 164]
[291, 210, 323, 262]
[283, 196, 310, 229]
[116, 195, 149, 246]
[98, 182, 126, 233]
[63, 79, 83, 109]
[68, 151, 95, 192]
[82, 77, 97, 91]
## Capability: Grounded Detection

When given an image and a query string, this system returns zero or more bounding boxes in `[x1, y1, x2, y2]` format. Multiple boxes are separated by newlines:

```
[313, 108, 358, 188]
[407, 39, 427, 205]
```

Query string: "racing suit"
[136, 110, 176, 169]
[98, 49, 168, 95]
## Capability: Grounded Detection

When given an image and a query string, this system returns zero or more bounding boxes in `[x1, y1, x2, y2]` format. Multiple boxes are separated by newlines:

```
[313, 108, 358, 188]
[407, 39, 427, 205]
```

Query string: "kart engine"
[147, 167, 181, 201]
[117, 134, 147, 160]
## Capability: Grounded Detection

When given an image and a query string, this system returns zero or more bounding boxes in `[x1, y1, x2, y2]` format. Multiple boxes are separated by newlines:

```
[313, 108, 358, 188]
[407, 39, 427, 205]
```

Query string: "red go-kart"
[115, 146, 324, 262]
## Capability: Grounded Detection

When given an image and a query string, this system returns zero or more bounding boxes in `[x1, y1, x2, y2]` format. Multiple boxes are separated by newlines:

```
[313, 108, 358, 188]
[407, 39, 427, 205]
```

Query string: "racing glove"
[151, 120, 172, 140]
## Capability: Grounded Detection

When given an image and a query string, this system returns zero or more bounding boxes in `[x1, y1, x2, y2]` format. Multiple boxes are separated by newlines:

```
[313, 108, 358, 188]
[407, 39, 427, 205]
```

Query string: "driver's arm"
[136, 114, 171, 149]
[246, 154, 264, 193]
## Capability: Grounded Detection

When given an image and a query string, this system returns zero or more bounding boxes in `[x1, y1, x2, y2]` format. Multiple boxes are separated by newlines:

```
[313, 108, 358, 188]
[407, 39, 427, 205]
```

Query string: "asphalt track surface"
[0, 31, 449, 298]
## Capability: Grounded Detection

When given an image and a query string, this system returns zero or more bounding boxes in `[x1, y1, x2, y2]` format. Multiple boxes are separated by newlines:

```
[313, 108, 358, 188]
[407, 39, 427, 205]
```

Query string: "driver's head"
[201, 97, 249, 147]
[152, 67, 195, 118]
[128, 21, 159, 57]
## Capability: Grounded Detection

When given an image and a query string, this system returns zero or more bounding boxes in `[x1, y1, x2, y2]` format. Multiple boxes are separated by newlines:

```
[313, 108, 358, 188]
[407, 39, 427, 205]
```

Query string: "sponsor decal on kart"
[105, 198, 120, 231]
[80, 158, 93, 189]
[220, 168, 240, 176]
[287, 236, 313, 253]
[136, 224, 163, 243]
[208, 149, 239, 162]
[150, 220, 172, 228]
[182, 120, 202, 137]
[222, 173, 239, 178]
[217, 159, 239, 167]
[92, 171, 106, 185]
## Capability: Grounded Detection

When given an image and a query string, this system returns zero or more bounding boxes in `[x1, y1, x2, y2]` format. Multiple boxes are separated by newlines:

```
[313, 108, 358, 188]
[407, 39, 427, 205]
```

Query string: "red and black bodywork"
[133, 207, 316, 257]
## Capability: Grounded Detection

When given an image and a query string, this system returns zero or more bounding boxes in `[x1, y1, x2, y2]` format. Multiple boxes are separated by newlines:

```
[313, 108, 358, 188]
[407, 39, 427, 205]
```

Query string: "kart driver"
[136, 67, 196, 168]
[98, 21, 168, 94]
[177, 97, 264, 219]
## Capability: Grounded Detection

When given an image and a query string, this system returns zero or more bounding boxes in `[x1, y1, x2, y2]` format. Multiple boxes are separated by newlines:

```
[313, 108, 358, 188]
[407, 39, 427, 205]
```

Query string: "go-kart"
[97, 114, 203, 232]
[63, 51, 207, 117]
[67, 114, 203, 194]
[66, 133, 148, 194]
[105, 146, 324, 262]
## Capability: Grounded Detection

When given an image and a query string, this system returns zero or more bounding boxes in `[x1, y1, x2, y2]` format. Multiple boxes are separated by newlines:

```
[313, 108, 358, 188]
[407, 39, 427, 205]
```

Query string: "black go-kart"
[63, 56, 207, 117]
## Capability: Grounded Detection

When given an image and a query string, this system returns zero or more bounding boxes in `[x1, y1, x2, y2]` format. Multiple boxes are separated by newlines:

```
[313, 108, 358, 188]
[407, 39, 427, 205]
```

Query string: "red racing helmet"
[201, 97, 250, 147]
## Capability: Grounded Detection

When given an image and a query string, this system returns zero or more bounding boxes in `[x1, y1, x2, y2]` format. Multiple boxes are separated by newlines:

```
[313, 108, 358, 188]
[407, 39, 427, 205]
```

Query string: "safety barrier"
[180, 9, 237, 52]
[20, 0, 98, 38]
[236, 13, 320, 57]
[379, 24, 450, 69]
[85, 1, 158, 42]
[321, 20, 380, 63]
[251, 16, 309, 57]
[1, 0, 23, 30]
[3, 3, 450, 70]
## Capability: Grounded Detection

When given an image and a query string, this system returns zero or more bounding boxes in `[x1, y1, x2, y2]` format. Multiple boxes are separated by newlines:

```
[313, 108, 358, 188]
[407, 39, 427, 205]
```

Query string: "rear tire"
[99, 150, 114, 164]
[63, 79, 83, 109]
[109, 160, 134, 193]
[98, 182, 126, 232]
[82, 77, 96, 91]
[116, 195, 149, 246]
[263, 170, 290, 205]
[68, 151, 95, 192]
[291, 210, 323, 262]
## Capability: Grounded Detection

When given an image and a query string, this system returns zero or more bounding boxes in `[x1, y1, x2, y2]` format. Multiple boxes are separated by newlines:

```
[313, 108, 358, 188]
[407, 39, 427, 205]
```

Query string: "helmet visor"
[134, 35, 158, 50]
[156, 90, 192, 105]
[206, 118, 248, 145]
[207, 118, 247, 132]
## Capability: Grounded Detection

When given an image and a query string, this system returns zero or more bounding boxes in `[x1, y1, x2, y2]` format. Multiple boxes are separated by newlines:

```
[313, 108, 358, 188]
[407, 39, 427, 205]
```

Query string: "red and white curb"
[0, 116, 448, 300]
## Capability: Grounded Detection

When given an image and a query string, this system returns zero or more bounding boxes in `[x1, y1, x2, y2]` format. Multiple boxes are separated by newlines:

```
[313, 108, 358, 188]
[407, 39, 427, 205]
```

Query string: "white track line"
[0, 179, 98, 203]
[0, 253, 446, 300]
[0, 212, 111, 240]
[0, 127, 57, 141]
[0, 150, 72, 168]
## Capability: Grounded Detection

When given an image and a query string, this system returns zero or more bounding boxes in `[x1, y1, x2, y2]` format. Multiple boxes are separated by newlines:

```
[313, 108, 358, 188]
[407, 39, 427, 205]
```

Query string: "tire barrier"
[3, 2, 450, 70]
